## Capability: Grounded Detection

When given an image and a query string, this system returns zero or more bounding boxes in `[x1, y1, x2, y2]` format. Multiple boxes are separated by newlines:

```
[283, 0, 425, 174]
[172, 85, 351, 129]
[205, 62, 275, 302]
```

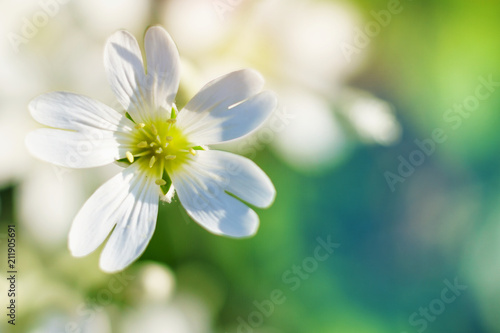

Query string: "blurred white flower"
[121, 299, 210, 333]
[0, 1, 46, 185]
[26, 26, 277, 273]
[340, 89, 402, 146]
[163, 0, 227, 56]
[0, 1, 124, 249]
[121, 262, 212, 333]
[164, 0, 401, 172]
[0, 106, 32, 185]
[134, 262, 176, 303]
[29, 311, 111, 333]
[0, 2, 82, 249]
[121, 295, 212, 333]
[17, 164, 86, 249]
[270, 89, 346, 172]
[73, 0, 150, 37]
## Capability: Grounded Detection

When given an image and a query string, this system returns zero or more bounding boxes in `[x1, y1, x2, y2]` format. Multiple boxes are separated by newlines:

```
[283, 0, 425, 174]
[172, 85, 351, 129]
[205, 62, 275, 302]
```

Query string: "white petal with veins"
[29, 92, 134, 133]
[177, 70, 276, 144]
[69, 162, 160, 273]
[26, 128, 125, 169]
[171, 150, 275, 238]
[144, 27, 181, 116]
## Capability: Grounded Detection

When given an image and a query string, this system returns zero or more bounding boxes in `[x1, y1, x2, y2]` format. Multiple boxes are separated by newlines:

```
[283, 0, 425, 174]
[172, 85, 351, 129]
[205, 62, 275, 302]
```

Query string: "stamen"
[155, 179, 167, 186]
[151, 124, 158, 135]
[167, 119, 177, 124]
[137, 141, 148, 148]
[150, 142, 157, 147]
[165, 136, 173, 142]
[133, 151, 151, 157]
[138, 127, 154, 140]
[165, 155, 177, 160]
[126, 151, 134, 163]
[156, 135, 162, 143]
[189, 148, 197, 156]
[149, 156, 156, 168]
[135, 123, 146, 129]
[156, 147, 163, 154]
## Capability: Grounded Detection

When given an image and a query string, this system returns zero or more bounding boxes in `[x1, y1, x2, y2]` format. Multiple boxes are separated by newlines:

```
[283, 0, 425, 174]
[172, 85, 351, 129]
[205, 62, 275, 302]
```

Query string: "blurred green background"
[1, 0, 500, 332]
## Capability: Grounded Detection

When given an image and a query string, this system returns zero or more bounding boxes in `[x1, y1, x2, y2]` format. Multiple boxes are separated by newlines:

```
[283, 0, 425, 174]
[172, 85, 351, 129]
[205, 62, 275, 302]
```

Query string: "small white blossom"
[26, 26, 277, 273]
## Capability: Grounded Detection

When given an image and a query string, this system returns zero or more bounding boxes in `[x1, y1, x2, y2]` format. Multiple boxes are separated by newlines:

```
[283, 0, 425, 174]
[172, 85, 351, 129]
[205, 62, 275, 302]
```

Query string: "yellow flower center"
[122, 114, 198, 192]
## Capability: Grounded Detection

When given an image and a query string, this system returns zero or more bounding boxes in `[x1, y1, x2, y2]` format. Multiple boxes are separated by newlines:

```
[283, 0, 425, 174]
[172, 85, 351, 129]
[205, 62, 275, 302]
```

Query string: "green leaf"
[125, 112, 135, 123]
[115, 157, 132, 165]
[160, 172, 173, 196]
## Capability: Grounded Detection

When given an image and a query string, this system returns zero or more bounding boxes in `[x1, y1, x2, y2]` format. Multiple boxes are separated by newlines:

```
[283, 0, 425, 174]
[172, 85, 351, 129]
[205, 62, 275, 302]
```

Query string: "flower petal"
[69, 164, 138, 257]
[104, 28, 181, 123]
[68, 163, 160, 273]
[176, 69, 277, 144]
[144, 26, 180, 114]
[26, 128, 125, 168]
[196, 150, 275, 207]
[99, 165, 161, 273]
[104, 30, 150, 123]
[174, 175, 259, 238]
[29, 92, 134, 133]
[171, 150, 275, 238]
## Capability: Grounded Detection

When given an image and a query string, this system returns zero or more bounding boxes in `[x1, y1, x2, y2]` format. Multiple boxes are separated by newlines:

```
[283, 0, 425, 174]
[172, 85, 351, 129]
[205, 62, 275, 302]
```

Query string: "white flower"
[26, 26, 277, 273]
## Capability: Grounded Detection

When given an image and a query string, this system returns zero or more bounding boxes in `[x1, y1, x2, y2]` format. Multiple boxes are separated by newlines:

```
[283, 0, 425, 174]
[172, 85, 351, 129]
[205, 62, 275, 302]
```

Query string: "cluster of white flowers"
[164, 0, 402, 172]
